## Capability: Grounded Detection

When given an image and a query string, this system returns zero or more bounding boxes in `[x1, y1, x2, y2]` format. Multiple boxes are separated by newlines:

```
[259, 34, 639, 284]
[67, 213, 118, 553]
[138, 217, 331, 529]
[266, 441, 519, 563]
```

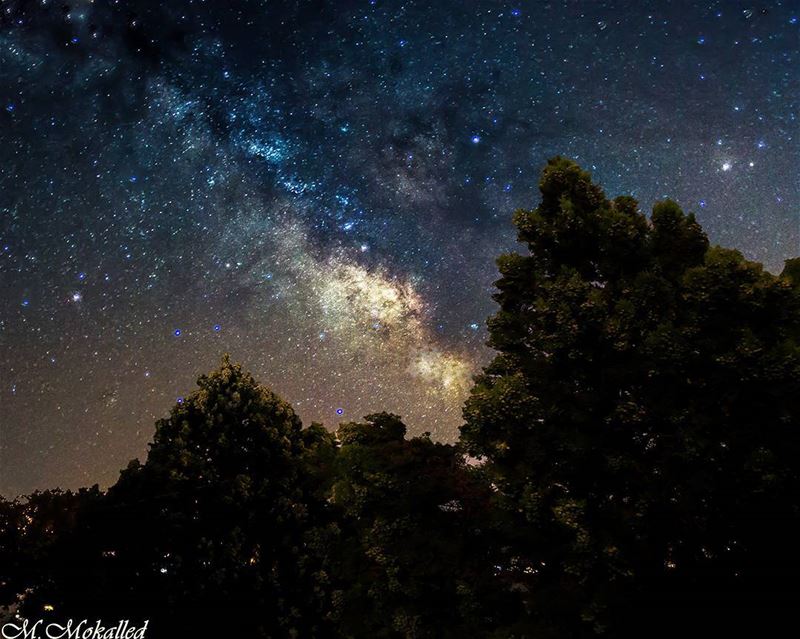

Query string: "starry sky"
[1, 0, 798, 497]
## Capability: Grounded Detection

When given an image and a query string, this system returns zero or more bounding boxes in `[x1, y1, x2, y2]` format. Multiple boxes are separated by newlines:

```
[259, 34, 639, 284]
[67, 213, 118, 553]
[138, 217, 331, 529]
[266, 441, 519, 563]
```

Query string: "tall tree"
[17, 357, 334, 638]
[460, 157, 800, 636]
[327, 413, 515, 638]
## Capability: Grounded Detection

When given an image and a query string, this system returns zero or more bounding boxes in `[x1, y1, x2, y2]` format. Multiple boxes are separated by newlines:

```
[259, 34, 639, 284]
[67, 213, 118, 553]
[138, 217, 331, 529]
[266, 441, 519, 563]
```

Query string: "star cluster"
[1, 1, 798, 496]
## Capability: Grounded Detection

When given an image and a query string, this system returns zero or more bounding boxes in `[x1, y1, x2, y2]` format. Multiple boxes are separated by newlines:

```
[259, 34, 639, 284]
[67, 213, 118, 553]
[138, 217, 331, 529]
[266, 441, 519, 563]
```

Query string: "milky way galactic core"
[1, 1, 798, 496]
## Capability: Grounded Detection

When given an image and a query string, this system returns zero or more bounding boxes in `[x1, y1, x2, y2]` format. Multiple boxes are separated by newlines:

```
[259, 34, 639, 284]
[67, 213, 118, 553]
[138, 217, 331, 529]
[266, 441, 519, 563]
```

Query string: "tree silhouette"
[0, 488, 103, 622]
[326, 413, 514, 638]
[3, 363, 509, 639]
[12, 357, 334, 638]
[460, 157, 800, 636]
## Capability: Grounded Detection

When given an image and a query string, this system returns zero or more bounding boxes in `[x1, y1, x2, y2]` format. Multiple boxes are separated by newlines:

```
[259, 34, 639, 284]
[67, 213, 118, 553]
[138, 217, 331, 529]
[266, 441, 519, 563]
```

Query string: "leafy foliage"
[461, 157, 800, 636]
[4, 357, 333, 638]
[326, 413, 515, 637]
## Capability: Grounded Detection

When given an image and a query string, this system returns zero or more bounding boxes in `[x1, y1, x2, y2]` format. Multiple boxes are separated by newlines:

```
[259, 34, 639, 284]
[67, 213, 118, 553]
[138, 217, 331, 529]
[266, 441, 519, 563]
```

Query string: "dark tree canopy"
[460, 157, 800, 636]
[1, 364, 504, 638]
[4, 357, 334, 638]
[326, 413, 515, 638]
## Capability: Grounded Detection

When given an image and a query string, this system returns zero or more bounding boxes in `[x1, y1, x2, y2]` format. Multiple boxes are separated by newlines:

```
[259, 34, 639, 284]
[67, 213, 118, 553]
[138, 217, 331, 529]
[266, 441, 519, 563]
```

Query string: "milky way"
[1, 1, 798, 496]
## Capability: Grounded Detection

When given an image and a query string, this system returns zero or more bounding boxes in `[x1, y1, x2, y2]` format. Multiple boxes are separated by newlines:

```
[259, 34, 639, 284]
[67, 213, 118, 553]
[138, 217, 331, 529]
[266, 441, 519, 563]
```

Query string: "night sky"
[1, 1, 798, 497]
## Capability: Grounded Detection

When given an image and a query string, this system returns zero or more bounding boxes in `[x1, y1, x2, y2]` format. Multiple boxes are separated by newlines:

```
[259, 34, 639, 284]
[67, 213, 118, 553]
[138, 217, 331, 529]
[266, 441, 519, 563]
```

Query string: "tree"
[460, 157, 800, 636]
[17, 356, 334, 638]
[326, 413, 515, 638]
[0, 488, 102, 622]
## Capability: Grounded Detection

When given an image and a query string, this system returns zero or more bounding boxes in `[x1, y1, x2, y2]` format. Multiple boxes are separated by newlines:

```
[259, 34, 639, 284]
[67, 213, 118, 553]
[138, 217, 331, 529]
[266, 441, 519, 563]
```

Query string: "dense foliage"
[461, 157, 800, 636]
[3, 159, 800, 637]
